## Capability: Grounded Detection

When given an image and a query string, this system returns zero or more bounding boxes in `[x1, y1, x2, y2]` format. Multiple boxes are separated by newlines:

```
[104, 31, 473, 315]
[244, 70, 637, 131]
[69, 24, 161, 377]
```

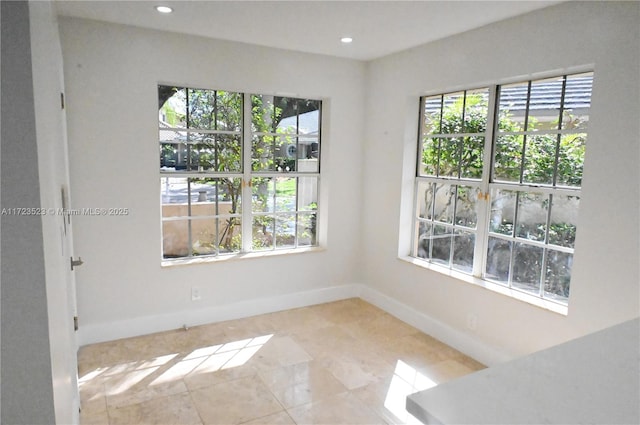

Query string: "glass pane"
[162, 219, 188, 258]
[455, 186, 479, 228]
[252, 215, 274, 251]
[549, 194, 579, 248]
[433, 183, 455, 224]
[276, 99, 321, 136]
[460, 136, 484, 179]
[252, 135, 276, 172]
[556, 133, 586, 187]
[218, 217, 241, 254]
[493, 135, 523, 182]
[161, 177, 189, 210]
[187, 88, 216, 129]
[485, 237, 511, 283]
[274, 135, 296, 172]
[452, 230, 475, 273]
[217, 178, 243, 215]
[415, 181, 434, 220]
[431, 225, 452, 266]
[214, 91, 242, 132]
[274, 97, 295, 134]
[252, 177, 274, 213]
[516, 192, 548, 242]
[440, 92, 464, 134]
[190, 133, 216, 171]
[497, 82, 527, 132]
[527, 77, 563, 131]
[415, 221, 432, 259]
[512, 242, 543, 295]
[252, 94, 276, 133]
[561, 73, 592, 131]
[189, 179, 217, 215]
[276, 214, 296, 248]
[437, 137, 460, 177]
[160, 129, 187, 170]
[544, 250, 572, 301]
[191, 218, 218, 256]
[423, 96, 442, 134]
[297, 177, 318, 211]
[463, 89, 489, 133]
[159, 86, 186, 128]
[275, 177, 297, 212]
[216, 135, 242, 172]
[523, 134, 556, 185]
[421, 137, 439, 176]
[297, 136, 320, 172]
[489, 189, 516, 235]
[187, 88, 241, 130]
[297, 213, 317, 247]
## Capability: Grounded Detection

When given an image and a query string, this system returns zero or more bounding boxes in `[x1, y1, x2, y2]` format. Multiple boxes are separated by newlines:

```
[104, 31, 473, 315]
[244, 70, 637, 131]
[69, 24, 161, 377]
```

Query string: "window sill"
[398, 256, 568, 316]
[162, 246, 326, 268]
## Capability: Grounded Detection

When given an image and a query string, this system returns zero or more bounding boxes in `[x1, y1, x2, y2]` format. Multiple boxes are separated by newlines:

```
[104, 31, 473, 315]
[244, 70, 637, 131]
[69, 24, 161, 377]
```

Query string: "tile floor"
[79, 298, 485, 425]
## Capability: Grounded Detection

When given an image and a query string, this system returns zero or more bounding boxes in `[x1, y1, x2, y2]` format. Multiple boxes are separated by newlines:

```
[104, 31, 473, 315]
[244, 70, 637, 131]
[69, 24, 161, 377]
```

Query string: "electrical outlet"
[191, 286, 202, 301]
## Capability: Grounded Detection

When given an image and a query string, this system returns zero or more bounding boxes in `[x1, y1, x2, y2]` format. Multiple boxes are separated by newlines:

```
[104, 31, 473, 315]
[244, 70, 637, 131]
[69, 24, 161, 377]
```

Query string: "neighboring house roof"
[424, 74, 592, 116]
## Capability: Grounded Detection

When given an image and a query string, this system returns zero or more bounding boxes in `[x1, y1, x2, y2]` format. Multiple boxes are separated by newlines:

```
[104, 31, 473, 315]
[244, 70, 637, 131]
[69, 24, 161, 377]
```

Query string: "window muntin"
[413, 72, 592, 306]
[159, 85, 320, 260]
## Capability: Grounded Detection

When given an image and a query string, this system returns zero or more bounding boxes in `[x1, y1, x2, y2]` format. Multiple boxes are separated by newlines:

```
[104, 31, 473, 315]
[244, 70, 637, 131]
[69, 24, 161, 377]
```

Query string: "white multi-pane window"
[159, 86, 320, 260]
[413, 72, 593, 305]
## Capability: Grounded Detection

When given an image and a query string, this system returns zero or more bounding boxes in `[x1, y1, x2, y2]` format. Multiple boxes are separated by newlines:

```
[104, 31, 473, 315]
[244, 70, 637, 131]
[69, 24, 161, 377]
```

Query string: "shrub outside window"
[159, 86, 321, 259]
[414, 73, 592, 305]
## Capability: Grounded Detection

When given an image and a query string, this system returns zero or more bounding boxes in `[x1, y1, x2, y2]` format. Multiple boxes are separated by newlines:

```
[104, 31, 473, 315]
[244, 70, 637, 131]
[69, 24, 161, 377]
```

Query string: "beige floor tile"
[108, 392, 202, 425]
[184, 351, 259, 391]
[340, 313, 421, 346]
[190, 376, 282, 424]
[419, 358, 480, 383]
[80, 408, 110, 425]
[247, 335, 313, 372]
[240, 410, 296, 425]
[263, 306, 334, 335]
[260, 361, 348, 408]
[103, 361, 190, 408]
[287, 391, 385, 425]
[79, 299, 484, 425]
[308, 298, 386, 325]
[291, 324, 360, 357]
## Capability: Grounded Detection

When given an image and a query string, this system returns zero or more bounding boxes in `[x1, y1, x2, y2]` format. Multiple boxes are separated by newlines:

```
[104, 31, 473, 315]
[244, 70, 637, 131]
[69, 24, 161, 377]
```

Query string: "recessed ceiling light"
[340, 37, 353, 44]
[155, 5, 173, 14]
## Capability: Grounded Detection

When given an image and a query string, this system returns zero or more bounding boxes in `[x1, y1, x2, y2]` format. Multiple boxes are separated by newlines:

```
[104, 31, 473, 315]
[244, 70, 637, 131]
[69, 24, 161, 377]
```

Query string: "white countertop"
[407, 318, 640, 425]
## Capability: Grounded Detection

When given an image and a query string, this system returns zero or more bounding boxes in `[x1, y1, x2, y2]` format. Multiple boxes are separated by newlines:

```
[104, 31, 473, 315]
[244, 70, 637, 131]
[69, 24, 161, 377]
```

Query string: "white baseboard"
[78, 283, 362, 346]
[359, 286, 512, 366]
[78, 282, 509, 365]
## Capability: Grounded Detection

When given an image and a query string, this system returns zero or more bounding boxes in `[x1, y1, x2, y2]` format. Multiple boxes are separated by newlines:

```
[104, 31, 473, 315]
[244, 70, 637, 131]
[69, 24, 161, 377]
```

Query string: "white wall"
[59, 18, 366, 345]
[363, 1, 640, 361]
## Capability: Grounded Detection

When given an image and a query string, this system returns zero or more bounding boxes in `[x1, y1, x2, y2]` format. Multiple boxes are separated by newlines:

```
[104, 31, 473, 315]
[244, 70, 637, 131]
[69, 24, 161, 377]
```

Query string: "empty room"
[1, 1, 638, 424]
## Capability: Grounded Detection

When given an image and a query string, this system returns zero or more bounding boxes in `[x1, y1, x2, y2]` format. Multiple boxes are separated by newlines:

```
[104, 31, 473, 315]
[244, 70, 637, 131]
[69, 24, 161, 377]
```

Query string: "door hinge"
[73, 316, 79, 331]
[61, 92, 65, 109]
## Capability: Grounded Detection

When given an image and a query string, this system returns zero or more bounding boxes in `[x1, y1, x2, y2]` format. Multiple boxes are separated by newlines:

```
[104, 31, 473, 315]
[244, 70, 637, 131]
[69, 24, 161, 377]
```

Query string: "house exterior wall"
[363, 1, 640, 360]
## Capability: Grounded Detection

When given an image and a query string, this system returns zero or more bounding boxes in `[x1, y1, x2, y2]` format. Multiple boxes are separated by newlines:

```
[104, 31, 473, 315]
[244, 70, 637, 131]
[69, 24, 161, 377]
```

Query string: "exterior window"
[159, 86, 320, 259]
[414, 73, 592, 305]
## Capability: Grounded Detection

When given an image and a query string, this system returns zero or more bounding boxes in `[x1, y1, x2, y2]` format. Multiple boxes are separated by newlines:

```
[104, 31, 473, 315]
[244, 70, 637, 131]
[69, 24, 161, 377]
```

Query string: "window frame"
[411, 72, 592, 308]
[159, 86, 322, 262]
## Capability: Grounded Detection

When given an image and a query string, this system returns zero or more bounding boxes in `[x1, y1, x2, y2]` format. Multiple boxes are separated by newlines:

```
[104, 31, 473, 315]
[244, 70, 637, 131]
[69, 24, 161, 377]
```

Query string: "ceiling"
[54, 0, 563, 61]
